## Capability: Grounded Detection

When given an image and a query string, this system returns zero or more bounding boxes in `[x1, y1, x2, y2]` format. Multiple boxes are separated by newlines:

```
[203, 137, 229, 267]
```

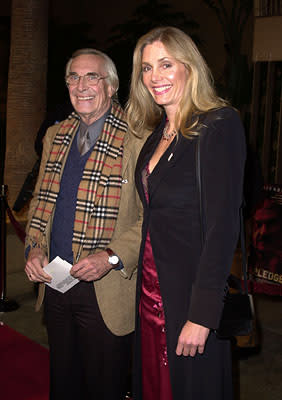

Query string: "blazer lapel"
[135, 120, 165, 205]
[136, 113, 204, 206]
[84, 103, 126, 208]
[93, 125, 125, 204]
[148, 130, 193, 201]
[121, 133, 131, 174]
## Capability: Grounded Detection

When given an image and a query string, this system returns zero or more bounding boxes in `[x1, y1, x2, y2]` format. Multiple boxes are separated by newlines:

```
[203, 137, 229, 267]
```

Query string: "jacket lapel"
[136, 116, 196, 205]
[148, 133, 192, 200]
[93, 118, 125, 204]
[135, 120, 164, 206]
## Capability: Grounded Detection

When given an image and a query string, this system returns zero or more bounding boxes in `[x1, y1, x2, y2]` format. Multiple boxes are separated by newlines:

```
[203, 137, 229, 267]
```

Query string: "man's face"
[67, 54, 114, 125]
[252, 200, 282, 252]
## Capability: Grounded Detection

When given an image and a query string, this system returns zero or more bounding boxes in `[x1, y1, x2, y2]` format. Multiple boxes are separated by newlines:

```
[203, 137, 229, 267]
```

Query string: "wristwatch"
[106, 248, 120, 267]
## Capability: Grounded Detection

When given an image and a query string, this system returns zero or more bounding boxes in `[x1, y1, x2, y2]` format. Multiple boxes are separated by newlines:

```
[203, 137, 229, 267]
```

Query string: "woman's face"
[141, 41, 188, 116]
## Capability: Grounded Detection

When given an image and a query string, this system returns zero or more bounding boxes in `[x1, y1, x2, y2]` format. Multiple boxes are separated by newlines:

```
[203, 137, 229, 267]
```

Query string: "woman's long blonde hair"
[126, 26, 228, 137]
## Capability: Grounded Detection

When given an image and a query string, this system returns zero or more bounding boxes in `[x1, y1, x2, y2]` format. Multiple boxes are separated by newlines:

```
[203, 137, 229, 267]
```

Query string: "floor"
[1, 270, 282, 400]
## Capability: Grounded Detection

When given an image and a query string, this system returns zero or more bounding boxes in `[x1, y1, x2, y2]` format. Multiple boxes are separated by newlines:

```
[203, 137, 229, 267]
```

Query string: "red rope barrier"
[5, 200, 26, 244]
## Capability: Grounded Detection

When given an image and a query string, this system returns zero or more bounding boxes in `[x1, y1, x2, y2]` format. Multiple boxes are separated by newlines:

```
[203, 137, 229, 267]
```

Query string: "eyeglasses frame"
[65, 72, 108, 87]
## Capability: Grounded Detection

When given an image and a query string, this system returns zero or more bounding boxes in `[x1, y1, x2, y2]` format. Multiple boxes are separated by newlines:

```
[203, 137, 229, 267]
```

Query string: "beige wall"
[4, 0, 48, 211]
[253, 16, 282, 61]
[4, 0, 48, 275]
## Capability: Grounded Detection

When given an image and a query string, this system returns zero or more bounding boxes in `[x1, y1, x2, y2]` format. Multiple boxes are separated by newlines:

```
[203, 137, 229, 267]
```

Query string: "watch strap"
[105, 248, 123, 270]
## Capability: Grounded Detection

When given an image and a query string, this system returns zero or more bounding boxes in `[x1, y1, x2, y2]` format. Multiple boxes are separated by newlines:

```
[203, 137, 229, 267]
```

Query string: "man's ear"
[107, 85, 115, 98]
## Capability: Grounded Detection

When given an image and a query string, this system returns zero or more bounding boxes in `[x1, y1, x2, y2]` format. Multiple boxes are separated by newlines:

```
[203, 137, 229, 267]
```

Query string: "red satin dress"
[139, 165, 173, 400]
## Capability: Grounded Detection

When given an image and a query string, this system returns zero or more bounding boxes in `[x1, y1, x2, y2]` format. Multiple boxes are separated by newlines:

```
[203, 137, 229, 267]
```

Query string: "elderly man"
[25, 49, 144, 400]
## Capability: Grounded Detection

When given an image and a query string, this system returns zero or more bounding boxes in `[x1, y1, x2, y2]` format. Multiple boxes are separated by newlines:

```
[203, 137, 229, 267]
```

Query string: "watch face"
[109, 255, 119, 265]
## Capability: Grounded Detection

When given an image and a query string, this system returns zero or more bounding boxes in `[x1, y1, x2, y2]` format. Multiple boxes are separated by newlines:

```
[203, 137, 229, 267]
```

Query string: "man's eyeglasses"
[66, 73, 108, 86]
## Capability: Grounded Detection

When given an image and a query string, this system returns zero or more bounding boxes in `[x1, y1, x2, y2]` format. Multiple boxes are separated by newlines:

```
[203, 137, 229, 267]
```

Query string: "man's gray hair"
[65, 48, 119, 94]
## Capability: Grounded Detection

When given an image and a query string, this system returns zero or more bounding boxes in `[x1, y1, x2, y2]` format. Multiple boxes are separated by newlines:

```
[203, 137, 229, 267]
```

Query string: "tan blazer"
[27, 120, 148, 336]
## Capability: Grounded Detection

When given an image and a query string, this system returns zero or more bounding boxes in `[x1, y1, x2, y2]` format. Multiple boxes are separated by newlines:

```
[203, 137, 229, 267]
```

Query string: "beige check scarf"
[27, 102, 127, 262]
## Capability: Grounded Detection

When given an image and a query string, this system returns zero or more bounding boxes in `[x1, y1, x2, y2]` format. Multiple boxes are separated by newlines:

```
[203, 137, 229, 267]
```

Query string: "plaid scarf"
[27, 102, 127, 262]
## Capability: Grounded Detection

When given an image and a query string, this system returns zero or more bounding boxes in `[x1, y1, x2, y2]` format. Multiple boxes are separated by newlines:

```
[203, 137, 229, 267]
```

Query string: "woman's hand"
[176, 320, 210, 357]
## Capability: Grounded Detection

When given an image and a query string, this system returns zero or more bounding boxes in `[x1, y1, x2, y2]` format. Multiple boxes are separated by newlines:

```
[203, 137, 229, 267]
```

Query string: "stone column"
[5, 0, 48, 212]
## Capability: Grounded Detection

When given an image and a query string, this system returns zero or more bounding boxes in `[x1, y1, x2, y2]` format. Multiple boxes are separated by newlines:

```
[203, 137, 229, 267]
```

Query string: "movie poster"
[248, 184, 282, 296]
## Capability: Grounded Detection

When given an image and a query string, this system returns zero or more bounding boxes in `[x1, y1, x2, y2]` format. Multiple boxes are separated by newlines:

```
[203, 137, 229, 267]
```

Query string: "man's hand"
[25, 247, 51, 283]
[70, 251, 113, 281]
[176, 320, 210, 357]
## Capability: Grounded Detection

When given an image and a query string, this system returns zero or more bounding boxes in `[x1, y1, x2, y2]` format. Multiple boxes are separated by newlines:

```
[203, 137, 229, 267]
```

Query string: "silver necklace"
[162, 123, 177, 141]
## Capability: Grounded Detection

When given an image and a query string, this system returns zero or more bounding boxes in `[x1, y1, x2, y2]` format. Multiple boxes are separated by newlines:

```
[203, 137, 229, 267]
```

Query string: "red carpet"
[0, 323, 49, 400]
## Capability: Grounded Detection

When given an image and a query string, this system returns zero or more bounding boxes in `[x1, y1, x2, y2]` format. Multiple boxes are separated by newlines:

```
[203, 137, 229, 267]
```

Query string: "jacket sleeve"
[106, 132, 148, 280]
[188, 108, 246, 329]
[109, 202, 143, 279]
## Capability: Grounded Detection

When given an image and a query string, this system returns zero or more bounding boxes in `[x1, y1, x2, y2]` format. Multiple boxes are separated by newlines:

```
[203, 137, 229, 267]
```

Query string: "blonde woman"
[127, 27, 246, 400]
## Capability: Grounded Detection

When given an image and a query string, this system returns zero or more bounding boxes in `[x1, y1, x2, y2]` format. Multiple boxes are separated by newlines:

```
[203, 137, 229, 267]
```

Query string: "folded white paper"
[43, 256, 79, 293]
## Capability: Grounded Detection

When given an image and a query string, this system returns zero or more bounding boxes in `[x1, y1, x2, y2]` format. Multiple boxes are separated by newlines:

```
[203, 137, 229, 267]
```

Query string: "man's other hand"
[71, 251, 113, 281]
